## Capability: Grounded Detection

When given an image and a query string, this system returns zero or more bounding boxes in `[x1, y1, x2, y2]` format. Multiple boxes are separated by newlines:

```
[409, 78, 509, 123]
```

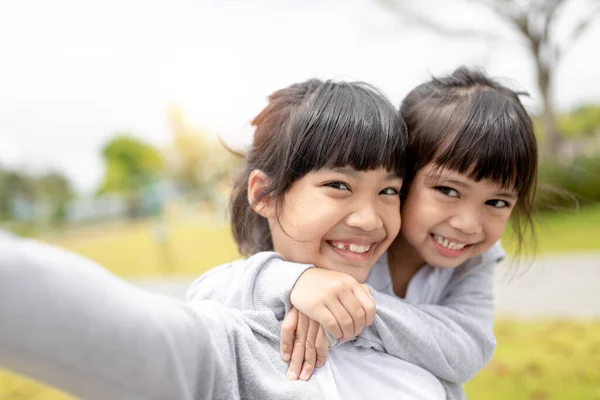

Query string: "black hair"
[400, 67, 538, 250]
[231, 79, 407, 256]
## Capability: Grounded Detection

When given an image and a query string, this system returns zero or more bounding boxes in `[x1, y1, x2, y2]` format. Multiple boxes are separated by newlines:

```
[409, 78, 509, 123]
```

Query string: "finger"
[280, 308, 299, 362]
[315, 325, 329, 368]
[287, 312, 308, 380]
[337, 289, 367, 337]
[361, 283, 372, 296]
[324, 298, 354, 342]
[299, 318, 320, 381]
[356, 284, 377, 327]
[314, 306, 343, 340]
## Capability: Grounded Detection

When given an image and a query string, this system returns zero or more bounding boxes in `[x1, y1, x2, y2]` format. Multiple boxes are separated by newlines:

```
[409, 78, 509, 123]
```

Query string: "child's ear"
[248, 170, 276, 218]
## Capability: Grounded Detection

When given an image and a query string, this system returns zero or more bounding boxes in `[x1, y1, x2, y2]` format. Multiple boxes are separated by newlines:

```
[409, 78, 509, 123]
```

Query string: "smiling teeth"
[332, 242, 371, 254]
[349, 244, 370, 254]
[433, 234, 466, 250]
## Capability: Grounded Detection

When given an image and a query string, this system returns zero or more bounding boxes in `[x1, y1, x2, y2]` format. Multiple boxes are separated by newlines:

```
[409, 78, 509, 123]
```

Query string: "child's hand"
[280, 308, 329, 381]
[290, 268, 376, 342]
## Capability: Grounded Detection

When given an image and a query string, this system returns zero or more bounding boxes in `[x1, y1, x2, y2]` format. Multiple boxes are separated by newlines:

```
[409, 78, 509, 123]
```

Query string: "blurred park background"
[1, 0, 600, 399]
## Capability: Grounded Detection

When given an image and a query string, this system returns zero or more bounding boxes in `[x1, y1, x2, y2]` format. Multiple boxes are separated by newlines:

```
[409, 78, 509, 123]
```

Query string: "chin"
[425, 254, 468, 269]
[435, 259, 465, 269]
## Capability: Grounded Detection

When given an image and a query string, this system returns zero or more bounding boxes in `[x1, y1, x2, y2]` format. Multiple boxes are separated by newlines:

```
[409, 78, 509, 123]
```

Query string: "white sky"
[1, 0, 599, 193]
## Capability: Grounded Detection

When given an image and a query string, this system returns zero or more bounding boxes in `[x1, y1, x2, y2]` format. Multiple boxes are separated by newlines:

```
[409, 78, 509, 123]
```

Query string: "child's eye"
[486, 199, 510, 209]
[435, 186, 459, 198]
[325, 181, 350, 191]
[380, 187, 400, 196]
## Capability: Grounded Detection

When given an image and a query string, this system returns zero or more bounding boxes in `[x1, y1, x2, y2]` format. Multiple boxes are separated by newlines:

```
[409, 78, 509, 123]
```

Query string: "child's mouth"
[430, 234, 472, 257]
[328, 241, 372, 254]
[326, 240, 376, 262]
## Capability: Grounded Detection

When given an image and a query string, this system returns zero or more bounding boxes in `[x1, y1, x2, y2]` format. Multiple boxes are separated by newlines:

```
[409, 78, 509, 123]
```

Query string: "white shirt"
[312, 257, 448, 400]
[366, 254, 454, 304]
[314, 343, 446, 400]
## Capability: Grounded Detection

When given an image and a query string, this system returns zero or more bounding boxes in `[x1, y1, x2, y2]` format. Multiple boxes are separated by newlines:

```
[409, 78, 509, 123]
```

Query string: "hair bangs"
[431, 88, 535, 198]
[400, 66, 538, 258]
[285, 81, 406, 179]
[231, 78, 409, 256]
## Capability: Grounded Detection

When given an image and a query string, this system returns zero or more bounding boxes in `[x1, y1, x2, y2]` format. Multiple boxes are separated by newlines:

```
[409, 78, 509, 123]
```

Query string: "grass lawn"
[502, 205, 600, 255]
[44, 218, 241, 277]
[1, 207, 599, 399]
[465, 320, 600, 400]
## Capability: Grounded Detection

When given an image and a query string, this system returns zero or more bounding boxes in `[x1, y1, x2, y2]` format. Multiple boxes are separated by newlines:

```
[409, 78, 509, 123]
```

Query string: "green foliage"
[532, 116, 546, 142]
[0, 170, 34, 219]
[0, 167, 73, 226]
[502, 204, 600, 256]
[534, 104, 600, 141]
[558, 105, 600, 138]
[37, 171, 73, 224]
[535, 155, 600, 211]
[168, 130, 242, 196]
[98, 134, 163, 195]
[97, 134, 164, 218]
[165, 106, 244, 204]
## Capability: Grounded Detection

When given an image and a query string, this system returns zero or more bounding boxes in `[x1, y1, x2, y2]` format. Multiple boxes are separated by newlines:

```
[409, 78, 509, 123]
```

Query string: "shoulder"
[482, 241, 507, 264]
[455, 241, 506, 275]
[444, 241, 506, 290]
[186, 251, 284, 301]
[365, 253, 393, 292]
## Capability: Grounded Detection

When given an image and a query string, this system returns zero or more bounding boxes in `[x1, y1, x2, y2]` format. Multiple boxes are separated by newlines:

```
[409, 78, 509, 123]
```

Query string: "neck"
[387, 234, 426, 298]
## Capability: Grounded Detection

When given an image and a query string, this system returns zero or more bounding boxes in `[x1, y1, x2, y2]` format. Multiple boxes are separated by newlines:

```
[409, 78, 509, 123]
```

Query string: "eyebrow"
[328, 168, 402, 182]
[493, 191, 518, 200]
[444, 179, 470, 189]
[329, 167, 359, 178]
[441, 179, 517, 200]
[384, 172, 403, 181]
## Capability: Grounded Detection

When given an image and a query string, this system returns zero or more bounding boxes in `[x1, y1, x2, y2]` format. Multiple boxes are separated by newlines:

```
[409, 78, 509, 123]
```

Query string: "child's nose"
[345, 202, 384, 232]
[448, 207, 483, 235]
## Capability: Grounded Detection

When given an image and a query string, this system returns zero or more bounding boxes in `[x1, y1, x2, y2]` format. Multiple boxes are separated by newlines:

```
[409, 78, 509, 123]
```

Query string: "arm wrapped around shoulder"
[358, 261, 497, 383]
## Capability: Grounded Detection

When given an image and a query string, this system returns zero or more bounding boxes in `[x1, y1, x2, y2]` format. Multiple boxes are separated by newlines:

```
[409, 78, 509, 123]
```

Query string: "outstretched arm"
[0, 234, 235, 400]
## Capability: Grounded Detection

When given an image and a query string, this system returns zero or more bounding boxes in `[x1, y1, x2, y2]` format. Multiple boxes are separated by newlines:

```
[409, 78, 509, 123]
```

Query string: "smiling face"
[399, 164, 517, 269]
[254, 167, 403, 282]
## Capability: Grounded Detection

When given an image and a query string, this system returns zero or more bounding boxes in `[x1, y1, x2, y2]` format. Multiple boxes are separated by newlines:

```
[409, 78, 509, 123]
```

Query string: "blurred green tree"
[559, 105, 600, 137]
[165, 106, 243, 202]
[36, 171, 73, 224]
[98, 134, 163, 218]
[0, 169, 36, 220]
[380, 0, 600, 159]
[0, 167, 73, 229]
[166, 106, 211, 191]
